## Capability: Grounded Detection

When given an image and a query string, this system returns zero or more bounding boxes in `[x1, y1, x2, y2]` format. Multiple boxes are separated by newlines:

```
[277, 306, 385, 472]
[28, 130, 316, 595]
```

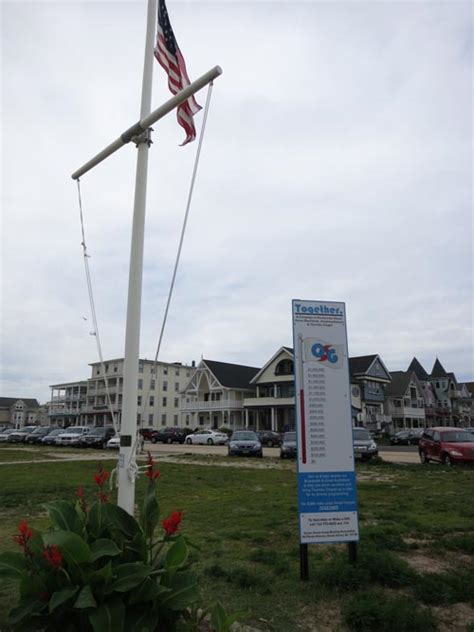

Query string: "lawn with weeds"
[0, 453, 473, 631]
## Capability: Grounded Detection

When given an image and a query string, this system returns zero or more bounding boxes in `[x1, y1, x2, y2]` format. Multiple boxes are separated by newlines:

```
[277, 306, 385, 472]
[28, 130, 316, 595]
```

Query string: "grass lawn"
[0, 453, 473, 631]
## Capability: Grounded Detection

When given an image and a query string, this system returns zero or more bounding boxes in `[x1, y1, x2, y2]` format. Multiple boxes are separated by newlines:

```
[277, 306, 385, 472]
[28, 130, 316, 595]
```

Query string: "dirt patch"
[434, 602, 474, 631]
[399, 552, 451, 574]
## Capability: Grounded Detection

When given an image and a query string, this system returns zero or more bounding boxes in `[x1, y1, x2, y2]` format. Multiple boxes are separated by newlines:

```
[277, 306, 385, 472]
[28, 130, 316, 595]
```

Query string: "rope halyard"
[76, 180, 119, 438]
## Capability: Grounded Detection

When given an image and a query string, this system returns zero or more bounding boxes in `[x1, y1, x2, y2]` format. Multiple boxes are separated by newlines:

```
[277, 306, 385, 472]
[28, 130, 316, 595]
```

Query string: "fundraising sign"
[292, 300, 359, 544]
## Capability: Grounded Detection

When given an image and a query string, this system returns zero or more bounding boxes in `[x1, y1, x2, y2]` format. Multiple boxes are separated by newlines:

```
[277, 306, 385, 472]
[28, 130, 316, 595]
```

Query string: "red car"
[419, 427, 474, 466]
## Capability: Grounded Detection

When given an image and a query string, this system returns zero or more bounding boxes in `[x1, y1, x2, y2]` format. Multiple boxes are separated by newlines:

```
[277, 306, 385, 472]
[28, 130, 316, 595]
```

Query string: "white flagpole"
[118, 0, 157, 514]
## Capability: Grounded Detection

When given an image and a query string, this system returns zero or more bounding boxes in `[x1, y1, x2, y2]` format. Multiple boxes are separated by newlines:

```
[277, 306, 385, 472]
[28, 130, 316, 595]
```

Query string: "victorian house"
[243, 347, 296, 432]
[180, 359, 259, 430]
[384, 370, 426, 431]
[348, 355, 392, 433]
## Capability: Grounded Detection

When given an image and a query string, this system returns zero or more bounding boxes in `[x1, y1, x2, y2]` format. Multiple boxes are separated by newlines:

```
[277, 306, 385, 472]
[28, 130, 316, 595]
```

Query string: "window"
[175, 383, 179, 392]
[138, 379, 143, 390]
[149, 396, 154, 406]
[175, 368, 180, 376]
[163, 381, 168, 391]
[275, 359, 294, 375]
[186, 370, 191, 377]
[138, 363, 144, 373]
[394, 400, 402, 408]
[114, 366, 118, 373]
[162, 397, 167, 407]
[186, 415, 190, 423]
[148, 414, 154, 425]
[161, 414, 167, 425]
[410, 387, 417, 399]
[105, 364, 109, 372]
[163, 367, 168, 375]
[137, 413, 141, 424]
[150, 379, 155, 390]
[137, 396, 142, 406]
[174, 398, 179, 408]
[174, 415, 178, 423]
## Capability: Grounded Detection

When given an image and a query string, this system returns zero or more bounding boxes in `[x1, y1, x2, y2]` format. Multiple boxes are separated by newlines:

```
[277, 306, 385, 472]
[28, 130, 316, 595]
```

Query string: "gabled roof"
[250, 346, 294, 384]
[431, 358, 448, 378]
[349, 355, 378, 375]
[447, 372, 458, 386]
[0, 397, 40, 409]
[464, 382, 474, 397]
[407, 357, 429, 381]
[203, 360, 260, 390]
[386, 371, 414, 397]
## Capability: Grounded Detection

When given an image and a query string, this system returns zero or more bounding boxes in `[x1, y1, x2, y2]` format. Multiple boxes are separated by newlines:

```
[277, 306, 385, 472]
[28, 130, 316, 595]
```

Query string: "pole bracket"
[132, 127, 153, 148]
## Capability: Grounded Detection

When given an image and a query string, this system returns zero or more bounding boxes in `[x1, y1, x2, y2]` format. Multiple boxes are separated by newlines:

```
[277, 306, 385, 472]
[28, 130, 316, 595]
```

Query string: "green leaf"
[49, 587, 79, 613]
[110, 562, 152, 592]
[89, 598, 125, 632]
[89, 560, 113, 589]
[128, 577, 170, 605]
[210, 602, 241, 632]
[160, 570, 198, 611]
[124, 531, 147, 562]
[88, 501, 104, 538]
[43, 530, 91, 566]
[9, 597, 46, 625]
[124, 608, 157, 632]
[90, 538, 121, 562]
[139, 483, 160, 538]
[0, 552, 27, 579]
[165, 535, 188, 570]
[44, 500, 83, 534]
[103, 503, 141, 538]
[74, 584, 97, 609]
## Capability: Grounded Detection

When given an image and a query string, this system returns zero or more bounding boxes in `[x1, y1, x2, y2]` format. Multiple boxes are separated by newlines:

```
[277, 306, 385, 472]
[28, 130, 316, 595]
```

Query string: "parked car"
[55, 426, 90, 447]
[389, 429, 422, 446]
[352, 427, 378, 461]
[41, 428, 66, 446]
[151, 427, 186, 444]
[419, 427, 474, 466]
[139, 429, 155, 441]
[25, 426, 55, 444]
[280, 431, 297, 459]
[0, 428, 17, 442]
[185, 429, 228, 445]
[80, 426, 116, 449]
[106, 435, 120, 450]
[257, 430, 282, 447]
[228, 430, 263, 457]
[7, 426, 38, 443]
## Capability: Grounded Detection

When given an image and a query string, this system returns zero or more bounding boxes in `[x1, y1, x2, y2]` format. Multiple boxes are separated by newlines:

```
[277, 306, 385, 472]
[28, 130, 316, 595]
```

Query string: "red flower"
[162, 511, 183, 536]
[43, 545, 63, 570]
[93, 464, 110, 489]
[145, 451, 160, 482]
[13, 520, 33, 549]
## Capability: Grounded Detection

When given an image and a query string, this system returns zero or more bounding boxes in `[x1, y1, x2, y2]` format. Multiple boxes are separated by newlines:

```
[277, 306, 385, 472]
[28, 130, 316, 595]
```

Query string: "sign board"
[292, 299, 359, 544]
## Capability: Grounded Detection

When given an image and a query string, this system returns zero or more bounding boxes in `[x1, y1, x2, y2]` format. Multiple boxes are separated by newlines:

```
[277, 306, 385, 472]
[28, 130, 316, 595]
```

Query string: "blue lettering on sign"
[298, 472, 358, 513]
[294, 304, 343, 316]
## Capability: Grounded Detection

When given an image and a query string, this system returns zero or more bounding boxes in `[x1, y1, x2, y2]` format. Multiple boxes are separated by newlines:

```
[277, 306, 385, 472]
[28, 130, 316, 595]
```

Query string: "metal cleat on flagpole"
[71, 65, 222, 181]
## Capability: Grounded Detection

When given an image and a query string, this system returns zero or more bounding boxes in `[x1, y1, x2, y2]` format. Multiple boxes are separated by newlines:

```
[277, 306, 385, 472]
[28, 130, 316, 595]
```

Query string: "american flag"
[154, 0, 201, 145]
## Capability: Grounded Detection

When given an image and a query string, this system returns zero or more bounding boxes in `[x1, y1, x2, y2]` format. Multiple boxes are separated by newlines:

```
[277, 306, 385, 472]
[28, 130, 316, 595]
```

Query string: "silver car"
[353, 427, 378, 461]
[55, 426, 90, 447]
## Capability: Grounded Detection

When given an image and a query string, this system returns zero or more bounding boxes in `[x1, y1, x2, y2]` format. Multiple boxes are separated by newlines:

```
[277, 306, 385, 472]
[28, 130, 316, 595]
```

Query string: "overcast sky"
[1, 0, 472, 403]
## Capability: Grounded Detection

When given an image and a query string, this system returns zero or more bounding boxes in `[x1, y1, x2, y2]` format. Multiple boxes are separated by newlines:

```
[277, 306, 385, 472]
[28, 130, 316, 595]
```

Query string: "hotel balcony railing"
[181, 400, 243, 411]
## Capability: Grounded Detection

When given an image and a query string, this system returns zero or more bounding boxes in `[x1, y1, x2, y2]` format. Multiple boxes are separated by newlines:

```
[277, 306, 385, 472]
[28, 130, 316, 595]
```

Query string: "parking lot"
[145, 441, 421, 464]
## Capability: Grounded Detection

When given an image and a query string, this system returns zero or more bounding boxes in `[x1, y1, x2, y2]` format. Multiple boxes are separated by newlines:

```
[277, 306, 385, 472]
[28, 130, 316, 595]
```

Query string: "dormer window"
[275, 359, 294, 375]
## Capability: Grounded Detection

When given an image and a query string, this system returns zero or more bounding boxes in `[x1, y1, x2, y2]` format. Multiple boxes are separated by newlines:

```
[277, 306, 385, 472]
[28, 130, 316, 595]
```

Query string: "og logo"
[311, 342, 338, 364]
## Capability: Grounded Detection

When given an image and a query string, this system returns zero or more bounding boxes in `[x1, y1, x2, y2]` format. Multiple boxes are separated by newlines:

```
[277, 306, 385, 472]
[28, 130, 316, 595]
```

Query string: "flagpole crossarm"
[71, 65, 222, 181]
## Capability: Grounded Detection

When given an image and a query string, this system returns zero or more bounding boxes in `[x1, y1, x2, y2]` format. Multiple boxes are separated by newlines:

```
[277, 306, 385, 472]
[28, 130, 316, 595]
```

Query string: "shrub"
[343, 591, 437, 631]
[0, 456, 233, 631]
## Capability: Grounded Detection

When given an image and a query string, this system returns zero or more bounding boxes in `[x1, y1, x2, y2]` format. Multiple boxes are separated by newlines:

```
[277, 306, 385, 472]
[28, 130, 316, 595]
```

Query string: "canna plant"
[0, 454, 233, 631]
